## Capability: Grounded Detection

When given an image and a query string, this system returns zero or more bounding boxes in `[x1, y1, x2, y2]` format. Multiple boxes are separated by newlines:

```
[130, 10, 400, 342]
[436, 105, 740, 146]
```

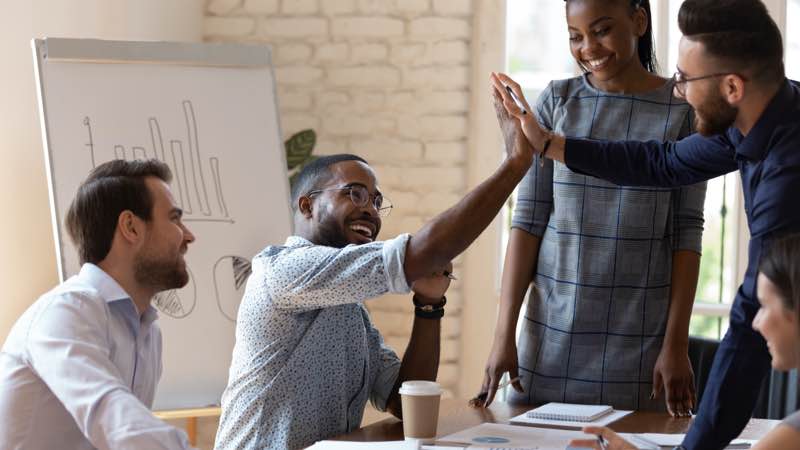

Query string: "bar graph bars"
[83, 100, 233, 223]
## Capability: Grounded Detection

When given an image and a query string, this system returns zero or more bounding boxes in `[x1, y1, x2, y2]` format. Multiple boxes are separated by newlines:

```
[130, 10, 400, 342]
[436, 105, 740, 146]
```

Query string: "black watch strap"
[412, 295, 446, 319]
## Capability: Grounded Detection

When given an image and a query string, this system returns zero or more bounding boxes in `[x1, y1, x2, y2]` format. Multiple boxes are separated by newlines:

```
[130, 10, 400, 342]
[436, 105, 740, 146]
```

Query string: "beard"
[694, 90, 738, 137]
[313, 215, 351, 248]
[312, 206, 379, 248]
[134, 244, 189, 292]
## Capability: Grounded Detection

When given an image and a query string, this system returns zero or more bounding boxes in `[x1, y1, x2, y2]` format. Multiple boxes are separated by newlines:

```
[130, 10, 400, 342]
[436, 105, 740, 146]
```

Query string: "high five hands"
[489, 72, 551, 154]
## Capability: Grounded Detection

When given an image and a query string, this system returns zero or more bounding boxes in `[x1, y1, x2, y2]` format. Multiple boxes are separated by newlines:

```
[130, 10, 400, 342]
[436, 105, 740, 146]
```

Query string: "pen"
[597, 434, 609, 450]
[505, 84, 528, 115]
[468, 376, 521, 405]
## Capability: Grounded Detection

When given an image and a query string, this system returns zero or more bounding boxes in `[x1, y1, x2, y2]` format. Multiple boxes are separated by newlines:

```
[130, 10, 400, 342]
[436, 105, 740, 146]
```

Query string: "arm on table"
[384, 268, 451, 418]
[653, 181, 706, 416]
[653, 249, 700, 417]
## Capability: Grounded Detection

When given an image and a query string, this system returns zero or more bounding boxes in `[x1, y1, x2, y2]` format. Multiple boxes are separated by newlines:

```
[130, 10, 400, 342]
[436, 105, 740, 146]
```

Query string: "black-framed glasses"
[671, 71, 747, 97]
[307, 184, 393, 217]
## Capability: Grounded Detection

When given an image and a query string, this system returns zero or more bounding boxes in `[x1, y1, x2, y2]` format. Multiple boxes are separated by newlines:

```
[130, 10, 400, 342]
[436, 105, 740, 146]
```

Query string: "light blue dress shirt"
[0, 263, 193, 450]
[215, 234, 411, 450]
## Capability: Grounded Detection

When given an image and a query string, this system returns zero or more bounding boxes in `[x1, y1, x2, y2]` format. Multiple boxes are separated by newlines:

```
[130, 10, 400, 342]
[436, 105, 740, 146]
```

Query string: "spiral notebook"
[525, 402, 613, 422]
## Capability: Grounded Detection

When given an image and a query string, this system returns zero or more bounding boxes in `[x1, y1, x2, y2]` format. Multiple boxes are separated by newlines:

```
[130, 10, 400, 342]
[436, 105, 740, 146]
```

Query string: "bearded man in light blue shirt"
[0, 159, 196, 450]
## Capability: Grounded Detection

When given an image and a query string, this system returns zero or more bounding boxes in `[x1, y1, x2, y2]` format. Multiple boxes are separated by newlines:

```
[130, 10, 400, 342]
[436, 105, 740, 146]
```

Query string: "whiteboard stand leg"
[186, 416, 197, 446]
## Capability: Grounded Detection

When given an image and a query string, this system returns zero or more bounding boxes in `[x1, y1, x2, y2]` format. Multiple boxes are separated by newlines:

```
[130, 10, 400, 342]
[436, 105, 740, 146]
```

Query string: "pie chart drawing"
[213, 255, 252, 322]
[152, 267, 196, 319]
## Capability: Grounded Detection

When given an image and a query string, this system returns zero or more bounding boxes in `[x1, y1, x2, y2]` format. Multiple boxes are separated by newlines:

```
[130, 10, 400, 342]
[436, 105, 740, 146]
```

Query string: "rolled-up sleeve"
[260, 234, 412, 311]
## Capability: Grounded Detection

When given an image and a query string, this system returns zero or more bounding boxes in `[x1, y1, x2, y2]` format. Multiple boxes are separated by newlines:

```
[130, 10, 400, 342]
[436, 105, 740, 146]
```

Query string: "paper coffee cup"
[399, 380, 442, 444]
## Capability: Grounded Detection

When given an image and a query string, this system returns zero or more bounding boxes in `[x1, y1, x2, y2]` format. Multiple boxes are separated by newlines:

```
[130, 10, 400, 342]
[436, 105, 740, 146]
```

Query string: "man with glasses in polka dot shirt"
[215, 121, 536, 450]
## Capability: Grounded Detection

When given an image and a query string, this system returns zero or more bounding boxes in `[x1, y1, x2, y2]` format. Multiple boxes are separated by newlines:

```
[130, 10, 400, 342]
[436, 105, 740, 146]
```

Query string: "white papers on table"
[306, 441, 415, 449]
[618, 433, 756, 449]
[438, 422, 589, 448]
[510, 408, 633, 429]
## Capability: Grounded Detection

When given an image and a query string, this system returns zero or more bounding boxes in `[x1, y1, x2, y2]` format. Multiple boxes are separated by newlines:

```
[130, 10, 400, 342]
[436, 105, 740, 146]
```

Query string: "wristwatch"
[412, 295, 446, 319]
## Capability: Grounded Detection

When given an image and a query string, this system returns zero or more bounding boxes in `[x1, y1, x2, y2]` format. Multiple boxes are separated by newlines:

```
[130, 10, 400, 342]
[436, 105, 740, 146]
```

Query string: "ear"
[298, 196, 313, 219]
[117, 210, 144, 244]
[721, 74, 746, 105]
[633, 6, 648, 37]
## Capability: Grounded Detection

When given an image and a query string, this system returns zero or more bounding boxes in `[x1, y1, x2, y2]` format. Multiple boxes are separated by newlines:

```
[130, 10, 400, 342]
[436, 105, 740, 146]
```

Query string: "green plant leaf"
[285, 129, 316, 170]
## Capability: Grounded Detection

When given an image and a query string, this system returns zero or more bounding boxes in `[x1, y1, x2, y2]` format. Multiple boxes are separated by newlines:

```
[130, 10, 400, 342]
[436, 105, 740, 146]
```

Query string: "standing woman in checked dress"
[481, 0, 707, 416]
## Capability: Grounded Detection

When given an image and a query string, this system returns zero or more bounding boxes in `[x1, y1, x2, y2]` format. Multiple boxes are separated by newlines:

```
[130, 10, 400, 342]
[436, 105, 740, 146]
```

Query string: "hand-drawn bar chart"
[83, 100, 233, 224]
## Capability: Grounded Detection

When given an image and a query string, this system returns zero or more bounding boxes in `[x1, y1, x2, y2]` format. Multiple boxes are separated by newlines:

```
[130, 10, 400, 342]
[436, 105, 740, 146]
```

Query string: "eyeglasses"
[307, 184, 393, 217]
[671, 71, 746, 97]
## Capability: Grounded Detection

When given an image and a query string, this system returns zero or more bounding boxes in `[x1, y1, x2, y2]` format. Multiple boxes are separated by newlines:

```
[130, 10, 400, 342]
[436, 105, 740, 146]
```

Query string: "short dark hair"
[678, 0, 784, 84]
[65, 159, 172, 264]
[566, 0, 658, 74]
[760, 234, 800, 321]
[290, 154, 368, 211]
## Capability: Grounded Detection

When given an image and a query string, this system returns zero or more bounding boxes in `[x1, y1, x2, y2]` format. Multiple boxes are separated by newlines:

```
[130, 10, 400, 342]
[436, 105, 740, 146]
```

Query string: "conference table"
[333, 399, 780, 444]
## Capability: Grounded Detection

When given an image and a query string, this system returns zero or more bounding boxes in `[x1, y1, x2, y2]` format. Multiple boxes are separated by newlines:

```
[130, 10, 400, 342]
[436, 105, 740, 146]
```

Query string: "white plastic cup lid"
[399, 380, 442, 396]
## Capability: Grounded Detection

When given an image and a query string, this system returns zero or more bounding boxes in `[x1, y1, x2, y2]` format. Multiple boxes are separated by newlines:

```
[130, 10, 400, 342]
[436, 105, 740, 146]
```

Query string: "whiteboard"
[32, 38, 292, 410]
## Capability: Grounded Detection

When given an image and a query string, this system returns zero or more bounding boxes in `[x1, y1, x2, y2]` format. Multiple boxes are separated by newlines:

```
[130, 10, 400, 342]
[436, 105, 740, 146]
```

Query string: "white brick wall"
[205, 0, 473, 398]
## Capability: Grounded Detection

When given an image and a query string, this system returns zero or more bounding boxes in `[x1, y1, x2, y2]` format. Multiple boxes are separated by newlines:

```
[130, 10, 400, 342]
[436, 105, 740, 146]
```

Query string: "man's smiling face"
[306, 160, 382, 248]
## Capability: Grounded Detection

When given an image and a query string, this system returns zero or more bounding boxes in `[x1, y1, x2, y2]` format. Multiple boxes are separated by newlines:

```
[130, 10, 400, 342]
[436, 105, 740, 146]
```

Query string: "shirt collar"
[735, 78, 796, 161]
[78, 263, 159, 325]
[285, 235, 314, 247]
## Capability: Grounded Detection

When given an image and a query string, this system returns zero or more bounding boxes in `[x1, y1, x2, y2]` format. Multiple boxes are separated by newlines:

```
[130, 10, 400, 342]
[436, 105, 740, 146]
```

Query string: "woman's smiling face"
[566, 0, 647, 83]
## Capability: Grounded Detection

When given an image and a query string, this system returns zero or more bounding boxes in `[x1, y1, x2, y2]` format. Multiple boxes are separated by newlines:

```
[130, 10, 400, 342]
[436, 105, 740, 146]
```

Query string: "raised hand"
[490, 72, 551, 154]
[490, 74, 534, 171]
[652, 344, 697, 417]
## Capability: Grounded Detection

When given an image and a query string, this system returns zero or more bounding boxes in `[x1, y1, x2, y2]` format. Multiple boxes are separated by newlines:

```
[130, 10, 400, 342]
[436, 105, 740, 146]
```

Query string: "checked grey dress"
[509, 74, 707, 411]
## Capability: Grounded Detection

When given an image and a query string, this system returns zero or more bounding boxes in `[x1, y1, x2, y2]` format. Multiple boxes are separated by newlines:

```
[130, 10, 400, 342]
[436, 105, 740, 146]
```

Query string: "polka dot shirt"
[214, 234, 411, 450]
